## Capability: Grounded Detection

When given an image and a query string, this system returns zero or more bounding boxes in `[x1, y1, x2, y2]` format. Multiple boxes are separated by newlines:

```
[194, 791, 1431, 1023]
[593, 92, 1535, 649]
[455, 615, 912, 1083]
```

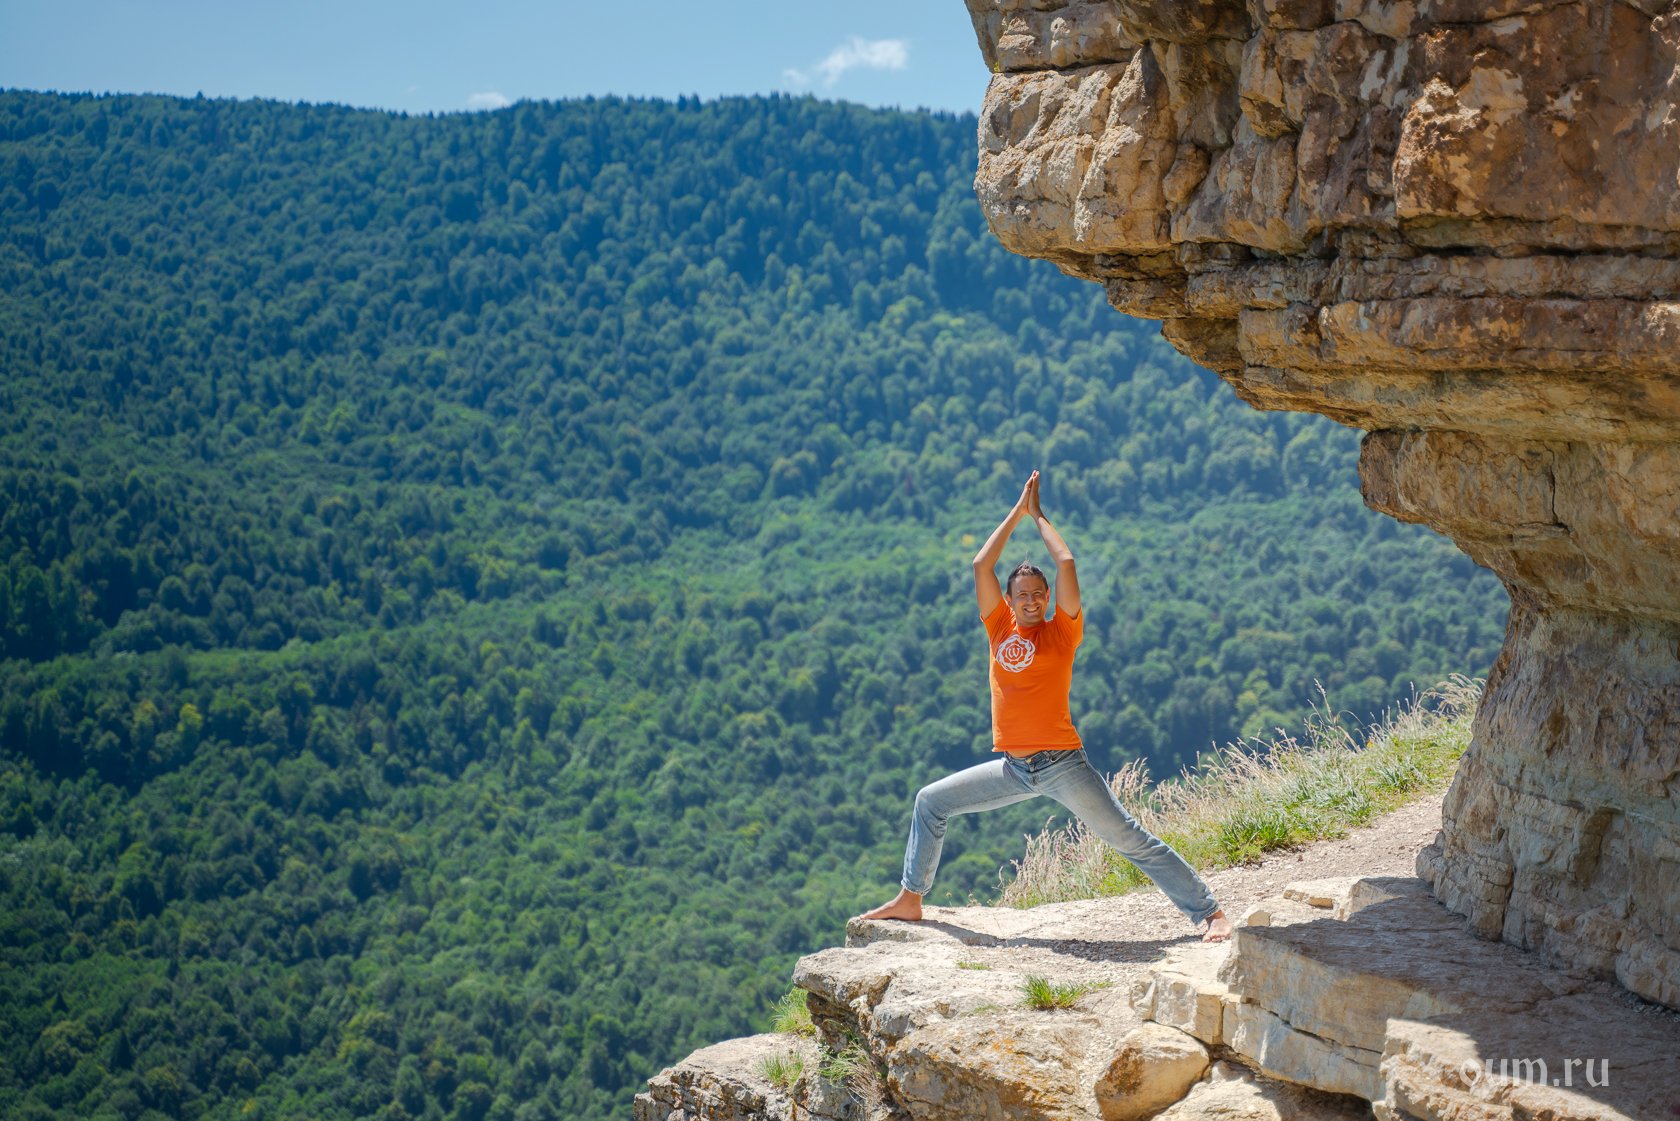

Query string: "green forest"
[0, 89, 1508, 1121]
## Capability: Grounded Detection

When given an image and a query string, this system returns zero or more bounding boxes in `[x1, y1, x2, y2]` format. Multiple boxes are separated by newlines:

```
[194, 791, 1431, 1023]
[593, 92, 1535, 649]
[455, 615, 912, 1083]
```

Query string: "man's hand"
[977, 470, 1041, 618]
[1016, 470, 1040, 519]
[1025, 470, 1080, 618]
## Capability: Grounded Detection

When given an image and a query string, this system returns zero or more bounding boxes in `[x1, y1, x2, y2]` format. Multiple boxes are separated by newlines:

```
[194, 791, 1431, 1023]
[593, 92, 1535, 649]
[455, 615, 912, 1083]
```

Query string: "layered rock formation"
[638, 875, 1680, 1120]
[965, 0, 1680, 1009]
[1138, 876, 1680, 1120]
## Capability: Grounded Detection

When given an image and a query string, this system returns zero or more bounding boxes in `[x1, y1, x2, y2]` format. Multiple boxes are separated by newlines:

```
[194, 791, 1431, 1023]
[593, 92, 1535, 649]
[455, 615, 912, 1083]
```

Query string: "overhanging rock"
[964, 0, 1680, 1009]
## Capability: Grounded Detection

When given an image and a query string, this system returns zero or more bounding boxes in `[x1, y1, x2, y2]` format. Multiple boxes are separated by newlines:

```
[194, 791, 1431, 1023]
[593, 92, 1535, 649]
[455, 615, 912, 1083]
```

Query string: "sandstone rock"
[639, 866, 1680, 1121]
[1226, 1000, 1384, 1101]
[1094, 1023, 1209, 1120]
[1393, 5, 1680, 240]
[977, 61, 1179, 267]
[890, 1011, 1125, 1121]
[1220, 879, 1562, 1055]
[1152, 1061, 1371, 1121]
[798, 901, 1178, 1121]
[793, 894, 1356, 1120]
[1130, 895, 1341, 1047]
[796, 940, 1018, 1051]
[633, 1034, 814, 1121]
[964, 0, 1680, 1010]
[1378, 991, 1680, 1121]
[1120, 874, 1680, 1117]
[1128, 938, 1233, 1044]
[1342, 875, 1415, 916]
[1277, 875, 1417, 920]
[966, 0, 1140, 74]
[1415, 602, 1680, 1006]
[1208, 878, 1680, 1120]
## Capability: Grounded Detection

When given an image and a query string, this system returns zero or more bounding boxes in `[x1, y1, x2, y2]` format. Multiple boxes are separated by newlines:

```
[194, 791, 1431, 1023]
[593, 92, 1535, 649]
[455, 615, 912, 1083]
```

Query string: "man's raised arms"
[973, 471, 1036, 617]
[1025, 473, 1080, 619]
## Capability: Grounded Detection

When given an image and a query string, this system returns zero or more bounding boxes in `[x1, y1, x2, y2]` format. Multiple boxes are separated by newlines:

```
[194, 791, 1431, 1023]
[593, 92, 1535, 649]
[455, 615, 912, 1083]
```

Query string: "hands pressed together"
[1015, 469, 1043, 521]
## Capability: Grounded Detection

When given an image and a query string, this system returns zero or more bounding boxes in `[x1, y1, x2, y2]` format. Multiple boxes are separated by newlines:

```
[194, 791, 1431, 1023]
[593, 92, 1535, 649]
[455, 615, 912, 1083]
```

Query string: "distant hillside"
[0, 90, 1507, 1121]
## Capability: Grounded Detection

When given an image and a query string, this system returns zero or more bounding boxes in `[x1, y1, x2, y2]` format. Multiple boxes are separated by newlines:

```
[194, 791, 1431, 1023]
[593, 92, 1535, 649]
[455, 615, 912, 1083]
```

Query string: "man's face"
[1007, 574, 1050, 626]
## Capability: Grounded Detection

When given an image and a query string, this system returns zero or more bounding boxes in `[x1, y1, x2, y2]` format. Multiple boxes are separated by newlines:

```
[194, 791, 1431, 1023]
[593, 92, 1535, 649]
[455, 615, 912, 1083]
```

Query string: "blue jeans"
[901, 748, 1220, 926]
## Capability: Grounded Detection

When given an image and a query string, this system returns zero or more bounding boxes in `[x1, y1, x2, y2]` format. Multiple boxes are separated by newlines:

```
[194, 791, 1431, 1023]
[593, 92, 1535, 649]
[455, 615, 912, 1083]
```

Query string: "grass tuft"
[758, 1050, 805, 1090]
[1020, 974, 1111, 1011]
[817, 1040, 870, 1083]
[1000, 676, 1480, 908]
[815, 1037, 887, 1110]
[770, 988, 815, 1037]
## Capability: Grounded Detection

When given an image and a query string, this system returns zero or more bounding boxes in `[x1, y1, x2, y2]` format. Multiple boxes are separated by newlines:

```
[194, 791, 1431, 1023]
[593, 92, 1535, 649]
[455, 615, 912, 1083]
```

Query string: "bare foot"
[1202, 909, 1233, 943]
[858, 888, 923, 922]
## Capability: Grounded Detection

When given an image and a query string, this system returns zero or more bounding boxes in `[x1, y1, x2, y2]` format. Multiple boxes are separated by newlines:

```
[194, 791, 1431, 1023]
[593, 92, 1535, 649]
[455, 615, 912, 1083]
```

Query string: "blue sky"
[1, 1, 992, 116]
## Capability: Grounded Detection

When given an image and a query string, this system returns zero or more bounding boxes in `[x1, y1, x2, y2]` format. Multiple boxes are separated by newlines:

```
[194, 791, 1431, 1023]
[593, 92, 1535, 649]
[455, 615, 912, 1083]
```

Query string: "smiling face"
[1006, 571, 1050, 626]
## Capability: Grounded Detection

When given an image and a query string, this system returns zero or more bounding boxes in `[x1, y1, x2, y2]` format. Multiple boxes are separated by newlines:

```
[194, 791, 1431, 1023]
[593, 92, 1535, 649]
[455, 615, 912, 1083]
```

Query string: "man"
[860, 470, 1233, 942]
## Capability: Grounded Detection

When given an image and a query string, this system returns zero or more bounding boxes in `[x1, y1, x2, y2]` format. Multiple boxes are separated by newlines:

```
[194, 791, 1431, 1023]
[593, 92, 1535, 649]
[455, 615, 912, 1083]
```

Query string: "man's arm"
[973, 471, 1036, 616]
[1025, 473, 1080, 618]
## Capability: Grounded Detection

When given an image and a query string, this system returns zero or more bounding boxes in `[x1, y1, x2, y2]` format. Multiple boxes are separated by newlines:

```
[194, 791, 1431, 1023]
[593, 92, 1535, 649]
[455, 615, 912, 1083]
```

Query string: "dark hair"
[1006, 561, 1047, 595]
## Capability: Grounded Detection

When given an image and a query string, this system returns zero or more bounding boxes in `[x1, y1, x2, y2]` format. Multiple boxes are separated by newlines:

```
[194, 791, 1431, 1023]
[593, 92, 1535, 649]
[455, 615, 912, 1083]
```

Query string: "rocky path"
[884, 797, 1447, 962]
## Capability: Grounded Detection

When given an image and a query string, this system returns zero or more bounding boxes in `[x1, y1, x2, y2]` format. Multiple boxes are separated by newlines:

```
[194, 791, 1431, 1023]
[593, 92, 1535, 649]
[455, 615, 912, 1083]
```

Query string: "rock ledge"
[637, 873, 1680, 1120]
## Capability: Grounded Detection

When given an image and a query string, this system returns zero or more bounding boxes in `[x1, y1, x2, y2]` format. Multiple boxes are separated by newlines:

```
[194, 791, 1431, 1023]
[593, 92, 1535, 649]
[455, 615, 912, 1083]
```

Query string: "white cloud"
[784, 37, 909, 88]
[466, 90, 512, 111]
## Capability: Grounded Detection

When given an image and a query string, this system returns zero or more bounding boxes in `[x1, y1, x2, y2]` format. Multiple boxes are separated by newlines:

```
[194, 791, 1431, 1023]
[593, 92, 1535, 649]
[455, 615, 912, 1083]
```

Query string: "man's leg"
[1040, 750, 1231, 940]
[859, 757, 1036, 921]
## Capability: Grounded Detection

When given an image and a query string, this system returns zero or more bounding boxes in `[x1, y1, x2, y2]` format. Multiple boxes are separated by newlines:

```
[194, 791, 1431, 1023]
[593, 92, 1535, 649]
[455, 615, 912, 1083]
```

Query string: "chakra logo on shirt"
[995, 634, 1036, 673]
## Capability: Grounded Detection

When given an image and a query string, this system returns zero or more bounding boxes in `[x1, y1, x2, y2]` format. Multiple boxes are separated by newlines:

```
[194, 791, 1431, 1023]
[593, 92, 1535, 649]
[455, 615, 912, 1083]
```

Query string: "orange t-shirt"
[983, 598, 1084, 752]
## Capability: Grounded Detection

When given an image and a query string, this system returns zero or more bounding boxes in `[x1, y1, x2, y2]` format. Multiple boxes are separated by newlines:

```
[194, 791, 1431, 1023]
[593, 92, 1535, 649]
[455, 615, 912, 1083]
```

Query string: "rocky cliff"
[966, 0, 1680, 1011]
[633, 5, 1680, 1117]
[638, 856, 1680, 1120]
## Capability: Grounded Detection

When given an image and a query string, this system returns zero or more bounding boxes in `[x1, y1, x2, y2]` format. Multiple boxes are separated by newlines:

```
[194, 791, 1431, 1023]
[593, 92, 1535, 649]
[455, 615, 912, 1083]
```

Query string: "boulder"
[1094, 1023, 1209, 1121]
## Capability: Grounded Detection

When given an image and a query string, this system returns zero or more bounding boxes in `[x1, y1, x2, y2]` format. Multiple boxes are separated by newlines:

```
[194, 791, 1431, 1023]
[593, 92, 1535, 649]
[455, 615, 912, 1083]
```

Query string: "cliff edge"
[636, 802, 1680, 1120]
[634, 5, 1680, 1116]
[966, 0, 1680, 1011]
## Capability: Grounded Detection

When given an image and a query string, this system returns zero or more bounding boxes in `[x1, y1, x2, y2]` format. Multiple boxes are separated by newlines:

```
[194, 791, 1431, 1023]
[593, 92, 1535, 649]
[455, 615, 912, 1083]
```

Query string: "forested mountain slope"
[0, 90, 1506, 1121]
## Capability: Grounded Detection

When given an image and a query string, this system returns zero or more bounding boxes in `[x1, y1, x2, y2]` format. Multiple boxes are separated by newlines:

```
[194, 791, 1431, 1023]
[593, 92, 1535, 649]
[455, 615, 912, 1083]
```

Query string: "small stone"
[1282, 877, 1361, 912]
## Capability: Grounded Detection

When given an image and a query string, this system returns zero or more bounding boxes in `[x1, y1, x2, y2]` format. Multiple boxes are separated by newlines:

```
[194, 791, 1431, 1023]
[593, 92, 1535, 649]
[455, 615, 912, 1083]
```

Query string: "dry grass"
[842, 1049, 888, 1115]
[998, 676, 1481, 908]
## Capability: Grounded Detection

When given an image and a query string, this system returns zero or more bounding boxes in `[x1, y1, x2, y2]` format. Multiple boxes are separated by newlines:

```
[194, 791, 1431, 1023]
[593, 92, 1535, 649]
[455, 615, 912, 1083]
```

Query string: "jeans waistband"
[1009, 747, 1084, 773]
